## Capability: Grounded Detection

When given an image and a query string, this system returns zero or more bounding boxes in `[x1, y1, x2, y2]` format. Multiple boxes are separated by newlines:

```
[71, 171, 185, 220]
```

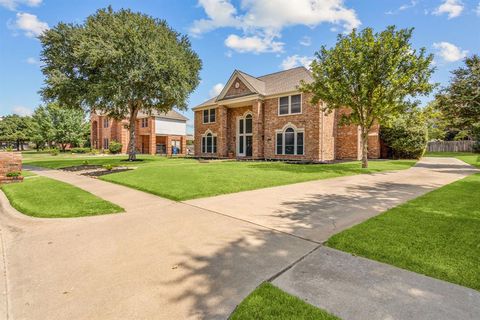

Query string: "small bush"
[71, 147, 91, 154]
[102, 164, 118, 171]
[5, 146, 13, 152]
[103, 149, 111, 154]
[108, 141, 122, 154]
[6, 171, 21, 178]
[50, 148, 59, 156]
[90, 149, 99, 155]
[82, 160, 89, 165]
[380, 111, 428, 159]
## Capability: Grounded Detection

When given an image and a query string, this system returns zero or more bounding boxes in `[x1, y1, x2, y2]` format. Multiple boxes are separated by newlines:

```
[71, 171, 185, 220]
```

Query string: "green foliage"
[50, 148, 59, 156]
[472, 125, 480, 152]
[422, 101, 449, 141]
[108, 141, 122, 154]
[0, 114, 32, 150]
[103, 164, 118, 171]
[302, 26, 434, 167]
[6, 171, 21, 178]
[40, 7, 202, 160]
[71, 147, 91, 153]
[436, 55, 480, 135]
[381, 111, 428, 159]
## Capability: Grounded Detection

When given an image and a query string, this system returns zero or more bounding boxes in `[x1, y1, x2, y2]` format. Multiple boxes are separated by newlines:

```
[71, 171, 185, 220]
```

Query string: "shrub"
[108, 141, 122, 154]
[50, 148, 59, 156]
[90, 149, 99, 155]
[102, 164, 118, 171]
[380, 111, 428, 159]
[5, 146, 13, 152]
[6, 171, 21, 178]
[71, 147, 91, 154]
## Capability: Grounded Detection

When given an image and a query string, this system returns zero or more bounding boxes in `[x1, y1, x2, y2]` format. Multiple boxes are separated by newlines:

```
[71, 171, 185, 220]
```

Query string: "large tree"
[302, 26, 434, 167]
[436, 55, 480, 136]
[39, 7, 201, 160]
[0, 115, 32, 150]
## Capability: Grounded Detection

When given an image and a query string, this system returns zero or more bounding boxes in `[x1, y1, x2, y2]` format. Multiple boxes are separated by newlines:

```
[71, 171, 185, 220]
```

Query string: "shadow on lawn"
[162, 179, 436, 318]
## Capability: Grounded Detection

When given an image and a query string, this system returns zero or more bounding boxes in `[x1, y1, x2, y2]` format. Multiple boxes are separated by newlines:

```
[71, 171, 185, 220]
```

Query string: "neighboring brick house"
[193, 67, 381, 161]
[90, 110, 188, 156]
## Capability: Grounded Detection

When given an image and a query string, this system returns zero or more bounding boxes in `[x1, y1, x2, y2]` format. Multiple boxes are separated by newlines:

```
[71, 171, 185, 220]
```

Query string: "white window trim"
[278, 94, 302, 116]
[275, 125, 305, 156]
[202, 108, 217, 124]
[201, 130, 217, 154]
[236, 111, 253, 157]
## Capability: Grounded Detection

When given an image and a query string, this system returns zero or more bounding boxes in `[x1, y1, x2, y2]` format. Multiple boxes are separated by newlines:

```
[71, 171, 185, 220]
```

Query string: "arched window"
[276, 126, 304, 155]
[201, 131, 217, 154]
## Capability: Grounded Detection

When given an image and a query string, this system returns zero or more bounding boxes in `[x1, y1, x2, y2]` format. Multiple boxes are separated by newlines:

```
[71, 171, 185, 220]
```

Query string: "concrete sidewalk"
[0, 168, 317, 320]
[273, 247, 480, 320]
[186, 157, 478, 242]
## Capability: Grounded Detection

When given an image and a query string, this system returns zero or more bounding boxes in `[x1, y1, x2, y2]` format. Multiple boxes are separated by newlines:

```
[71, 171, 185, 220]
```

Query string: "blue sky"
[1, 0, 479, 132]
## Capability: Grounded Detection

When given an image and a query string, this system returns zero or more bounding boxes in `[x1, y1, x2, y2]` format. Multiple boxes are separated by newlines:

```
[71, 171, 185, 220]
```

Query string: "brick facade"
[194, 93, 382, 162]
[0, 152, 22, 184]
[91, 113, 187, 156]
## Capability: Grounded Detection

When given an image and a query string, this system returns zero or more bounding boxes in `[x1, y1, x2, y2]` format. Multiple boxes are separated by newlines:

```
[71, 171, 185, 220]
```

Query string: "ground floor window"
[276, 127, 304, 155]
[201, 132, 217, 153]
[103, 138, 109, 149]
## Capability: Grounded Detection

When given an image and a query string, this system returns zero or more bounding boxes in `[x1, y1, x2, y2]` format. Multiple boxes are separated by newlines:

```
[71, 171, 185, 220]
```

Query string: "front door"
[237, 114, 253, 157]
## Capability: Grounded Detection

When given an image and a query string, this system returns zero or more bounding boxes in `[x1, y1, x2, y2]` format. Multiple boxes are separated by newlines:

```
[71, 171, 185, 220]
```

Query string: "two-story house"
[193, 66, 381, 162]
[91, 110, 188, 156]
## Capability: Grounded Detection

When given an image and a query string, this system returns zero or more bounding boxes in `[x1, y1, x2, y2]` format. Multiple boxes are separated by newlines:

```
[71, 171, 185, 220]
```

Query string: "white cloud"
[26, 57, 38, 64]
[433, 0, 464, 19]
[12, 106, 33, 116]
[13, 12, 49, 37]
[280, 55, 313, 70]
[299, 36, 312, 46]
[385, 0, 417, 15]
[433, 42, 468, 62]
[209, 83, 225, 98]
[191, 0, 360, 54]
[225, 34, 284, 53]
[0, 0, 42, 10]
[476, 2, 480, 16]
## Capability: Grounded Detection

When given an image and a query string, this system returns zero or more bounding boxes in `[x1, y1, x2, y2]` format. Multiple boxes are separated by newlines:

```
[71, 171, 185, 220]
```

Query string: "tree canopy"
[40, 7, 202, 160]
[302, 26, 435, 167]
[0, 115, 32, 150]
[436, 55, 480, 137]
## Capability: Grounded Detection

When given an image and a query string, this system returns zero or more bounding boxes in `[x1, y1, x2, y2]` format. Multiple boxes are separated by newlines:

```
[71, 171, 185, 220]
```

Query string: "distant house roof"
[194, 66, 313, 109]
[138, 109, 189, 121]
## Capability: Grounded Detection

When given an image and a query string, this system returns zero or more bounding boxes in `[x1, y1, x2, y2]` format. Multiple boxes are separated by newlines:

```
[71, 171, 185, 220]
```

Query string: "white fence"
[427, 140, 476, 152]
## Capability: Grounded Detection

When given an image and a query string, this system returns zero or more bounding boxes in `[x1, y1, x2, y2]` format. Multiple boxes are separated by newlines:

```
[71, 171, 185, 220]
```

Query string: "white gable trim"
[216, 70, 258, 101]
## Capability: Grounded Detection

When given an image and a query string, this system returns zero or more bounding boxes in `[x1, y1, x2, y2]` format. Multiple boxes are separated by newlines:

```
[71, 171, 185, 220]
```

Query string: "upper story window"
[103, 118, 109, 128]
[278, 94, 302, 115]
[203, 108, 216, 124]
[141, 118, 148, 128]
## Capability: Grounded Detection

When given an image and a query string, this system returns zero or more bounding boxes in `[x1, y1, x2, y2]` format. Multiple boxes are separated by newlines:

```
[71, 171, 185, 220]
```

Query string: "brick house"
[193, 67, 380, 161]
[90, 110, 188, 156]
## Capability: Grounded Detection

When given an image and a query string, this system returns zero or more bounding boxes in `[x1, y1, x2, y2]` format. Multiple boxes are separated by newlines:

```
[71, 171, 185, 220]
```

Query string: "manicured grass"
[230, 283, 340, 320]
[327, 173, 480, 291]
[1, 175, 123, 218]
[100, 159, 416, 201]
[426, 152, 480, 168]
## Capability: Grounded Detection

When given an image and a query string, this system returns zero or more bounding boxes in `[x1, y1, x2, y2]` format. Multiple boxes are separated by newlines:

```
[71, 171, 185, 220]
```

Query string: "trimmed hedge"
[381, 112, 428, 159]
[71, 147, 91, 154]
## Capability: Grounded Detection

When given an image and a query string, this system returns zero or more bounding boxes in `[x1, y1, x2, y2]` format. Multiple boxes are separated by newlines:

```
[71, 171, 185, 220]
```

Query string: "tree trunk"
[361, 127, 369, 168]
[16, 140, 20, 151]
[128, 106, 139, 161]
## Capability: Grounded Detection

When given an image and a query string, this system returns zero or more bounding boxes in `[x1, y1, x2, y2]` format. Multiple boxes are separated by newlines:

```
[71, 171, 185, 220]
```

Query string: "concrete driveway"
[186, 157, 478, 242]
[0, 157, 477, 319]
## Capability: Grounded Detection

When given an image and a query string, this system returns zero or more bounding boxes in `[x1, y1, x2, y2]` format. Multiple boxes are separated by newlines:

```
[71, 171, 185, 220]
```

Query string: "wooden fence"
[427, 140, 476, 152]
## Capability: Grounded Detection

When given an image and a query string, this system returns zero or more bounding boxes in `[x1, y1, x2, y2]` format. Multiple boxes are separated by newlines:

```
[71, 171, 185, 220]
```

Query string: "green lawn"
[327, 172, 480, 291]
[1, 174, 123, 218]
[100, 159, 416, 201]
[230, 283, 340, 320]
[426, 152, 480, 168]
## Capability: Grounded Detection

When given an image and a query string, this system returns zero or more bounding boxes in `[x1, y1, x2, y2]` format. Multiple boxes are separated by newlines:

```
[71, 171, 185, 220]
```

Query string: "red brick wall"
[263, 93, 322, 161]
[0, 152, 22, 182]
[194, 107, 222, 157]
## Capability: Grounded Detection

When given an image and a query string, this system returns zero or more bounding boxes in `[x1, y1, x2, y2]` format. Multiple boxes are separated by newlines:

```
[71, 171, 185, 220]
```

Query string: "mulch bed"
[60, 165, 103, 172]
[81, 168, 133, 177]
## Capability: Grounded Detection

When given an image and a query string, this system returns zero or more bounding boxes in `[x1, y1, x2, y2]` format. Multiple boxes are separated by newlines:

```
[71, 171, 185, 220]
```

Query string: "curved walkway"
[0, 157, 477, 319]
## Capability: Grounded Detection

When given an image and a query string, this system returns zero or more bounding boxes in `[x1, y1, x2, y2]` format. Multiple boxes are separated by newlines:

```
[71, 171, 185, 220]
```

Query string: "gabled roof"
[194, 66, 313, 109]
[138, 109, 189, 121]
